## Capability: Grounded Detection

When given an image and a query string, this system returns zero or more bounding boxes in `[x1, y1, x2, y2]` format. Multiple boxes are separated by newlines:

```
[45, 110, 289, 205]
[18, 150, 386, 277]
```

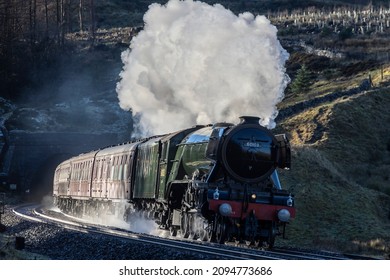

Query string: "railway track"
[12, 203, 371, 260]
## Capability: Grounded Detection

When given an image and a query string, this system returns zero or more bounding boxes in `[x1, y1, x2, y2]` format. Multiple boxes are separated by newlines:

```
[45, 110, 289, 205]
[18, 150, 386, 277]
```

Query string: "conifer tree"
[291, 64, 312, 95]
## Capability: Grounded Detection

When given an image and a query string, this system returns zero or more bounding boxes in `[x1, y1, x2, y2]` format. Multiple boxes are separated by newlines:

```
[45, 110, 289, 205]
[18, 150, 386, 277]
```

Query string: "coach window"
[119, 156, 122, 180]
[80, 162, 84, 180]
[113, 156, 117, 180]
[85, 162, 89, 180]
[101, 159, 105, 179]
[83, 162, 87, 180]
[98, 161, 101, 179]
[114, 156, 118, 180]
[88, 161, 91, 179]
[72, 164, 75, 180]
[123, 155, 128, 180]
[73, 164, 78, 180]
[117, 156, 121, 180]
[85, 161, 88, 180]
[112, 157, 116, 180]
[94, 160, 99, 180]
[124, 155, 128, 179]
[108, 158, 113, 180]
[118, 156, 122, 180]
[79, 163, 82, 180]
[118, 156, 123, 180]
[80, 163, 83, 180]
[100, 159, 104, 179]
[115, 156, 120, 180]
[93, 160, 97, 180]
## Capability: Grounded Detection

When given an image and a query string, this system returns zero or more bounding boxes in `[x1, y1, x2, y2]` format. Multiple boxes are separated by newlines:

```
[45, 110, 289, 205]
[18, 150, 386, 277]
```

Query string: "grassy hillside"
[275, 87, 390, 258]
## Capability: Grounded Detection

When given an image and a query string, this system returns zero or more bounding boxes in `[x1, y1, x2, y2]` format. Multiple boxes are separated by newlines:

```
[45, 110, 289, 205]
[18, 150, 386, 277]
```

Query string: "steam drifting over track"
[116, 0, 290, 136]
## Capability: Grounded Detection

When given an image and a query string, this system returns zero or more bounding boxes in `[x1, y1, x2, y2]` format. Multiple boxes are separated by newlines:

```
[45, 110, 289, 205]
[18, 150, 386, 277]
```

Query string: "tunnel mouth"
[29, 153, 73, 202]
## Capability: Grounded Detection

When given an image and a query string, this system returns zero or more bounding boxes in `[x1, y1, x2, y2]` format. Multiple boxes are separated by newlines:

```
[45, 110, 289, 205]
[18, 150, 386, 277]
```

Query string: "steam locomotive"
[53, 116, 295, 247]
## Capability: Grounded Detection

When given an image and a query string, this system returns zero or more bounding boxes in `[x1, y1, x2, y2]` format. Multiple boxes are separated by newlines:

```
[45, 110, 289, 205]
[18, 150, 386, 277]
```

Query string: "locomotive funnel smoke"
[116, 0, 290, 136]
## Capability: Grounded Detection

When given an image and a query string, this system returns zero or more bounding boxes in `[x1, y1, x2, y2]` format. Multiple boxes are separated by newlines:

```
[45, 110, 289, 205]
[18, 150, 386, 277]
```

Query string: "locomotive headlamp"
[287, 194, 293, 207]
[213, 188, 220, 200]
[277, 209, 291, 222]
[251, 194, 257, 200]
[219, 203, 233, 216]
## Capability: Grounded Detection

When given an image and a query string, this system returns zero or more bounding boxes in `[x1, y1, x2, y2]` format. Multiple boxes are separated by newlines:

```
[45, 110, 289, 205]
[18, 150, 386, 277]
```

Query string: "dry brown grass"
[275, 87, 390, 259]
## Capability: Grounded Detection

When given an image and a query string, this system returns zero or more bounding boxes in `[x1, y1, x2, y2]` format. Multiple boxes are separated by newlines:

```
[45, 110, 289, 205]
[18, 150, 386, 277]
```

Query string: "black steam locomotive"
[53, 116, 295, 247]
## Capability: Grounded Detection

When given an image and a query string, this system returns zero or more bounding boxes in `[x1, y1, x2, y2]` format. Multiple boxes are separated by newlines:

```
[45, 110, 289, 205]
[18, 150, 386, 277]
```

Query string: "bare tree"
[67, 0, 73, 33]
[79, 0, 83, 31]
[89, 0, 95, 41]
[44, 0, 49, 37]
[56, 0, 61, 44]
[29, 0, 37, 44]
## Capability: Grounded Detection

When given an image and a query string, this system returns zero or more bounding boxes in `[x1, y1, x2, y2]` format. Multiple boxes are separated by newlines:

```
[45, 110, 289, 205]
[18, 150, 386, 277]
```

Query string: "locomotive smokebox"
[221, 116, 278, 184]
[239, 116, 260, 125]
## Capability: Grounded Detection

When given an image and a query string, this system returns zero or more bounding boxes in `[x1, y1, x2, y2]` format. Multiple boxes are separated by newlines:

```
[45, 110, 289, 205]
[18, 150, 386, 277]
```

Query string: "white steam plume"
[116, 0, 290, 136]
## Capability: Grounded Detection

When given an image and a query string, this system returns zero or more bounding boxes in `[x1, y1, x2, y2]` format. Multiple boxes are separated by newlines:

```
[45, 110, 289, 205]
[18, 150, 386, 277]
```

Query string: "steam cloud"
[116, 0, 290, 136]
